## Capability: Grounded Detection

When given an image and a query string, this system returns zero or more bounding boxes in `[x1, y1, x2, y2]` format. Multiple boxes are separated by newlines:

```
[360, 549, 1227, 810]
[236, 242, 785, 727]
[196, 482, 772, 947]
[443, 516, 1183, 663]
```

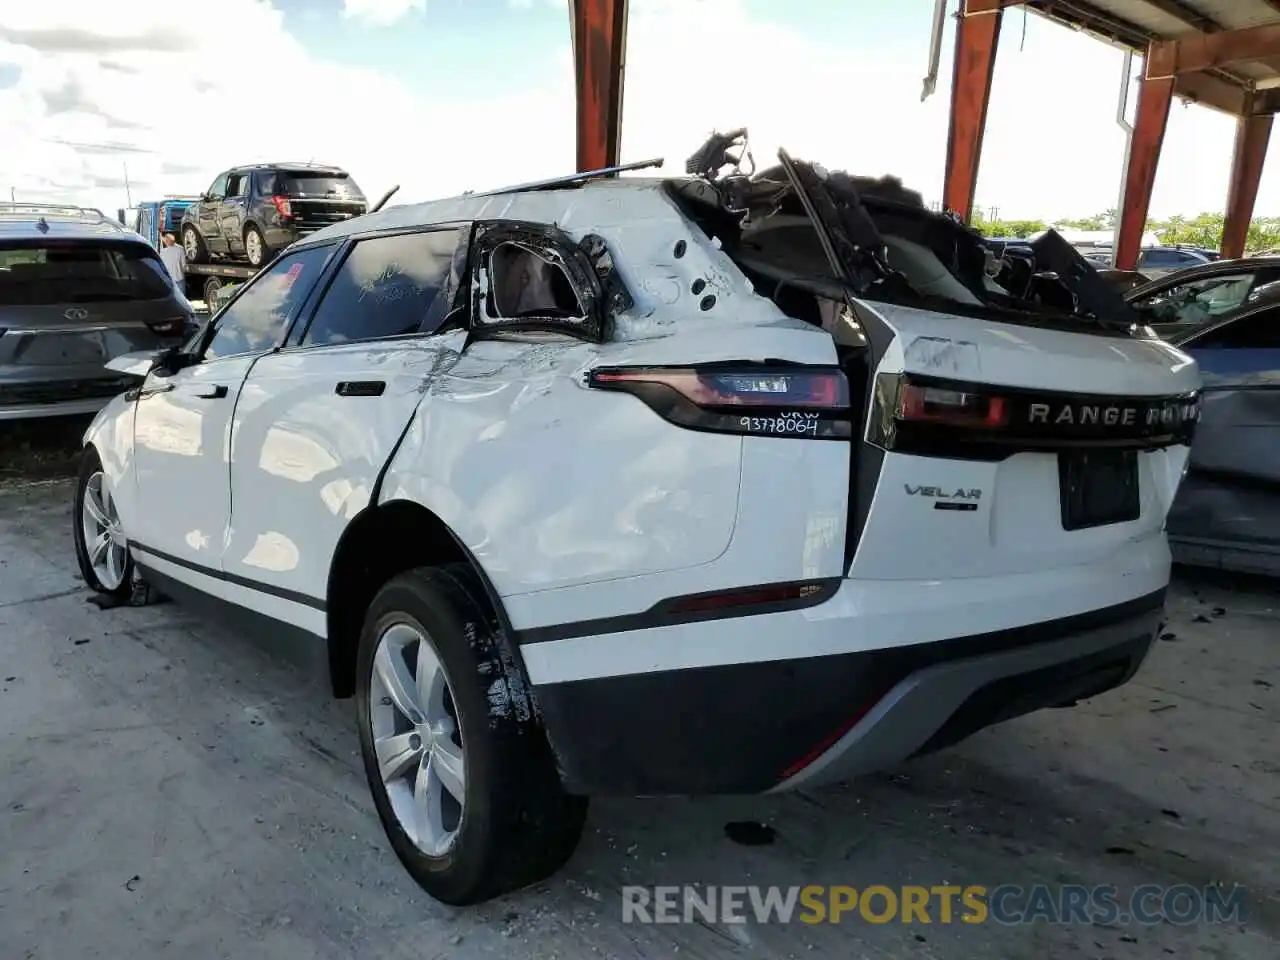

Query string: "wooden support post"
[1115, 74, 1174, 271]
[943, 1, 1003, 222]
[570, 0, 629, 173]
[1221, 112, 1273, 259]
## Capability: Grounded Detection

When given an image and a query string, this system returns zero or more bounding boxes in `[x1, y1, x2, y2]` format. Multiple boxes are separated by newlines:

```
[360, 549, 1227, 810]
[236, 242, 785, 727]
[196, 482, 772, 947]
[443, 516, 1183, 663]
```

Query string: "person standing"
[159, 232, 186, 290]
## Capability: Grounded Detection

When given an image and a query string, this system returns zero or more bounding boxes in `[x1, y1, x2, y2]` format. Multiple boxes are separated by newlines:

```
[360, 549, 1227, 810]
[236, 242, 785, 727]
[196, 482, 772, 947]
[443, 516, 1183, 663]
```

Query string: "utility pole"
[123, 162, 133, 208]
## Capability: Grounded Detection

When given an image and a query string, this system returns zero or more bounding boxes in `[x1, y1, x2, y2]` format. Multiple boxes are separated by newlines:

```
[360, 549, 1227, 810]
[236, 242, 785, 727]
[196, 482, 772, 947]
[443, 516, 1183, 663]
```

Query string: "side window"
[1188, 308, 1280, 350]
[226, 173, 249, 198]
[255, 172, 278, 196]
[207, 173, 229, 199]
[485, 241, 585, 318]
[300, 229, 462, 346]
[1139, 250, 1173, 268]
[204, 245, 332, 360]
[1141, 273, 1256, 325]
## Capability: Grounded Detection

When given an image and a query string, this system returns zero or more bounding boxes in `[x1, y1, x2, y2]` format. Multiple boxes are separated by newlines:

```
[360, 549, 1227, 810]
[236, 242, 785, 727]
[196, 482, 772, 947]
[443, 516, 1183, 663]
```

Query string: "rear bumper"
[531, 583, 1166, 797]
[263, 226, 302, 250]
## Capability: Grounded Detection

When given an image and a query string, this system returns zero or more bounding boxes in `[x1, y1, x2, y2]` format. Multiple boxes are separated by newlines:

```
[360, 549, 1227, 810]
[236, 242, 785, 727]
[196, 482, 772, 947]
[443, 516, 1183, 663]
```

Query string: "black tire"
[355, 565, 587, 905]
[244, 224, 272, 268]
[182, 224, 208, 264]
[203, 276, 223, 311]
[72, 446, 134, 599]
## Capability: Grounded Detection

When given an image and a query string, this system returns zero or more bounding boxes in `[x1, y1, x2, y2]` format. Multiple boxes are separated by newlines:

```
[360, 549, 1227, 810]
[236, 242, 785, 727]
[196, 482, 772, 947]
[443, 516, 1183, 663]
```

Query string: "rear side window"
[0, 240, 172, 305]
[260, 171, 364, 200]
[300, 229, 461, 346]
[204, 245, 332, 360]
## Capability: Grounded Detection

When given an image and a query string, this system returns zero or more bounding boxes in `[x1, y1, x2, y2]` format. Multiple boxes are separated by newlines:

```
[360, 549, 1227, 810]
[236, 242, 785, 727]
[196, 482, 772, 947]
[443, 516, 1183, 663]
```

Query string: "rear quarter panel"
[378, 181, 850, 628]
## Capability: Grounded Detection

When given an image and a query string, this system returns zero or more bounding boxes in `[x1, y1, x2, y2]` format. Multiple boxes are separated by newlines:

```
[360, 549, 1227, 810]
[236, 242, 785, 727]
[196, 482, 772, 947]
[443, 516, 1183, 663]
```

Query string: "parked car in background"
[1165, 301, 1280, 575]
[1097, 268, 1150, 293]
[74, 131, 1198, 905]
[1126, 257, 1280, 338]
[181, 162, 367, 268]
[1136, 246, 1213, 279]
[0, 202, 194, 421]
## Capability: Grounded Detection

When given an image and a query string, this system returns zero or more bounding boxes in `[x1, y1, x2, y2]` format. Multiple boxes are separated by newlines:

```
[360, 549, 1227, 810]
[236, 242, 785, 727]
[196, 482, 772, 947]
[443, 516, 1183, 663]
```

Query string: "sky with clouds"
[0, 0, 1269, 223]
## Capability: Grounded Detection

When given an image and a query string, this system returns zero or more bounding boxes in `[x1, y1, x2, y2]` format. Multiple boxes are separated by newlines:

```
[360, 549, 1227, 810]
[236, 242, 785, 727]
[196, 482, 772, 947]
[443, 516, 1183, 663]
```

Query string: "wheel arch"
[325, 499, 535, 713]
[80, 396, 140, 533]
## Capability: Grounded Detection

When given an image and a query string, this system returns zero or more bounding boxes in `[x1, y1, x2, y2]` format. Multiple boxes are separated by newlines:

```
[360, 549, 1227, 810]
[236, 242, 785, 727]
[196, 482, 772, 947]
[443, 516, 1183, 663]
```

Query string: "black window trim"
[196, 241, 341, 362]
[281, 221, 474, 352]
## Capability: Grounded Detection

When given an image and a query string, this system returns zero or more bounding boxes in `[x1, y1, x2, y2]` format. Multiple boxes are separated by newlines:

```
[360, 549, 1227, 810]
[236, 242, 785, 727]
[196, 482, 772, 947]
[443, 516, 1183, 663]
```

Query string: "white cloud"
[0, 0, 1268, 226]
[341, 0, 426, 27]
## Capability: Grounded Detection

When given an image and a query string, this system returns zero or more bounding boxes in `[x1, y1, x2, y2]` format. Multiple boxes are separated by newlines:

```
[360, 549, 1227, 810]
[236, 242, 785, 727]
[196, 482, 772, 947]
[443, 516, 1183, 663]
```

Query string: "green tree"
[971, 216, 1047, 238]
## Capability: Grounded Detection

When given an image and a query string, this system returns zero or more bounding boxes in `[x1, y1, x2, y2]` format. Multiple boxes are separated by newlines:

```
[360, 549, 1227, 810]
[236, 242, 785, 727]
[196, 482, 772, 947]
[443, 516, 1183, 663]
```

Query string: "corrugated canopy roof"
[1014, 0, 1280, 114]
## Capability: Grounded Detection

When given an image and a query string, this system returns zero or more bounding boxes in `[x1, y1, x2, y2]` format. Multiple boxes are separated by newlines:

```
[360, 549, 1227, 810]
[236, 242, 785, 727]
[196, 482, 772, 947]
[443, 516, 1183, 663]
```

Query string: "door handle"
[335, 380, 386, 397]
[192, 384, 228, 399]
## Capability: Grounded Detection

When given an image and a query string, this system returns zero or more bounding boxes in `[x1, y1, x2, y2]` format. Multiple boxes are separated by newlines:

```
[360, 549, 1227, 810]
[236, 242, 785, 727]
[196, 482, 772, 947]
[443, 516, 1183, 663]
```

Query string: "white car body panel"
[220, 336, 461, 606]
[129, 355, 258, 572]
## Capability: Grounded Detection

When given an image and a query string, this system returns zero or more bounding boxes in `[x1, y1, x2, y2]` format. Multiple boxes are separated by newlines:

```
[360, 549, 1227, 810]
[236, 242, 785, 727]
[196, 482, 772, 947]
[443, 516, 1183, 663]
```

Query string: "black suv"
[180, 163, 367, 268]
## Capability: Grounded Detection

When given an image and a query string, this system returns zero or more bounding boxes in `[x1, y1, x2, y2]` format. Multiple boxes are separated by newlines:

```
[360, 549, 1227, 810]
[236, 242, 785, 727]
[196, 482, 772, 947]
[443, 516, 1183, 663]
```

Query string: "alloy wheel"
[245, 229, 263, 266]
[369, 620, 467, 856]
[81, 471, 129, 591]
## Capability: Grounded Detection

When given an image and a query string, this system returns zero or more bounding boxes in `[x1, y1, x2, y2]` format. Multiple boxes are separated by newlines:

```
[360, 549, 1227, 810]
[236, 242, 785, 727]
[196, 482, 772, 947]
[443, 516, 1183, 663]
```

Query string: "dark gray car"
[1125, 256, 1280, 339]
[0, 203, 194, 421]
[1164, 299, 1280, 575]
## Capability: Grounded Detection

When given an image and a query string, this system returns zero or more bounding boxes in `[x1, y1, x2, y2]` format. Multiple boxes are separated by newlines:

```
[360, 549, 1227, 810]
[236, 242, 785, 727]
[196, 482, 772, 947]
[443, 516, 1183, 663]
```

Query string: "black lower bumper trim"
[535, 589, 1165, 796]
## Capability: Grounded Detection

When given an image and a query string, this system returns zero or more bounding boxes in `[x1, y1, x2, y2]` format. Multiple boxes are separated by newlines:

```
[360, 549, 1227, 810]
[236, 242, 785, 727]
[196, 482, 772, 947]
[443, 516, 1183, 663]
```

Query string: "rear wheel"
[182, 224, 208, 264]
[355, 565, 586, 905]
[244, 225, 271, 267]
[72, 447, 133, 599]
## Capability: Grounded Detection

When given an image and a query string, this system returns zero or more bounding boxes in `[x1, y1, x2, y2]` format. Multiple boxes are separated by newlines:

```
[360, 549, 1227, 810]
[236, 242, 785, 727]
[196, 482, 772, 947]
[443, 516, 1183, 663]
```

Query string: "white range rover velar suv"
[74, 133, 1200, 905]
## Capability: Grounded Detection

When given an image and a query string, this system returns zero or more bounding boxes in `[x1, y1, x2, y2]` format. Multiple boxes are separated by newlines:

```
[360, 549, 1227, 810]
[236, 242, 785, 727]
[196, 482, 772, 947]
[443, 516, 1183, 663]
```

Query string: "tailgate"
[848, 299, 1201, 581]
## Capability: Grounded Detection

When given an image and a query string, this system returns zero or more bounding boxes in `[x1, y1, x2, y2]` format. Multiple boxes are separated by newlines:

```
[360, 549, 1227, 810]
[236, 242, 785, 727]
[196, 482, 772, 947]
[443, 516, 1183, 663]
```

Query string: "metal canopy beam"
[571, 0, 629, 173]
[1115, 75, 1174, 271]
[943, 0, 1004, 222]
[1147, 23, 1280, 77]
[1221, 111, 1274, 258]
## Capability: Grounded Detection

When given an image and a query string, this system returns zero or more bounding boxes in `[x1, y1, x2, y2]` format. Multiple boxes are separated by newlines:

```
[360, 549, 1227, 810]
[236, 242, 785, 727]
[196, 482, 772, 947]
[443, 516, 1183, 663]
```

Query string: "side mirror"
[152, 346, 200, 377]
[105, 349, 166, 378]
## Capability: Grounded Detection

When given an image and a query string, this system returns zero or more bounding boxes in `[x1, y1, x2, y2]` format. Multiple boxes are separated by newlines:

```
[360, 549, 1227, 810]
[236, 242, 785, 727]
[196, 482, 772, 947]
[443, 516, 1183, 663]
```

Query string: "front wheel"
[243, 225, 271, 267]
[356, 566, 587, 905]
[72, 447, 134, 599]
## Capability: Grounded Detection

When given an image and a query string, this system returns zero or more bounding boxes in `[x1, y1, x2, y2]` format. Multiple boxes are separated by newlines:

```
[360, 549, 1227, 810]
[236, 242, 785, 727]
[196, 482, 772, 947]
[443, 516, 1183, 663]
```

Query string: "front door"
[221, 227, 468, 614]
[129, 243, 337, 596]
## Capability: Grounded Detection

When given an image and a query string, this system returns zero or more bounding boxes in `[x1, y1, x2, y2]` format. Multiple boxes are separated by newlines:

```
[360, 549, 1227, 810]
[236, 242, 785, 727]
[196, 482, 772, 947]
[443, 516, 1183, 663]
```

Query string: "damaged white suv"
[75, 131, 1200, 905]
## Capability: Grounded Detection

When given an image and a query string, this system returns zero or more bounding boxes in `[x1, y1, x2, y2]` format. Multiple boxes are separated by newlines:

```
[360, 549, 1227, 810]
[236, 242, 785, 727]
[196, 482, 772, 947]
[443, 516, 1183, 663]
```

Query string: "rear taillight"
[896, 381, 1009, 430]
[145, 318, 186, 337]
[870, 372, 1200, 459]
[271, 195, 292, 217]
[587, 365, 852, 439]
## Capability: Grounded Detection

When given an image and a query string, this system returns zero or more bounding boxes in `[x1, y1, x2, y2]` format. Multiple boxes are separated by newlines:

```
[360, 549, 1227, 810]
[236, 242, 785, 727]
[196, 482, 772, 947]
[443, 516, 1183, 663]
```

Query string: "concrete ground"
[0, 476, 1277, 960]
